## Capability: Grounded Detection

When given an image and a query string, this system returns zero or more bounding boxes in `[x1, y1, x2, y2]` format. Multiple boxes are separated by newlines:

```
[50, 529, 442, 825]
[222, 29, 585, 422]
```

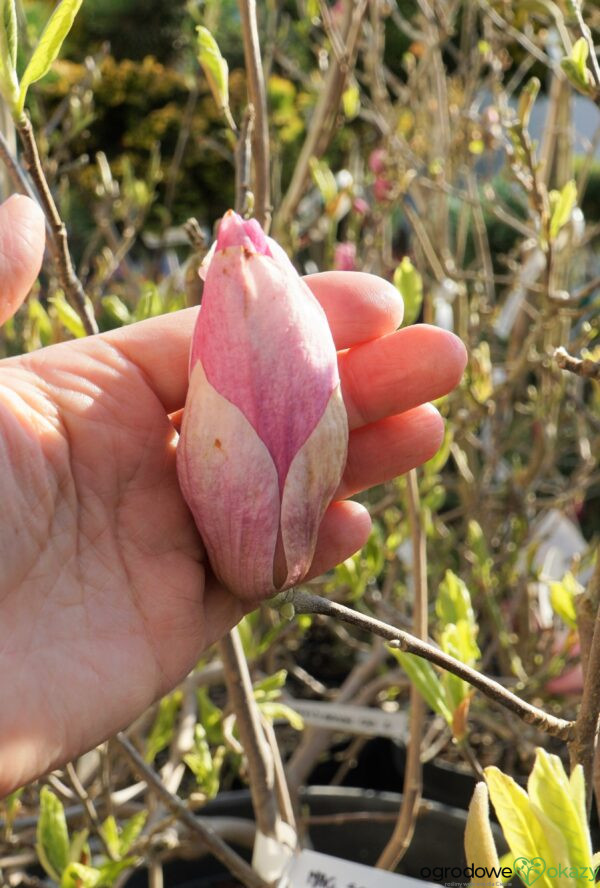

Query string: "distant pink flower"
[352, 197, 369, 216]
[177, 211, 348, 601]
[368, 148, 387, 175]
[334, 241, 357, 271]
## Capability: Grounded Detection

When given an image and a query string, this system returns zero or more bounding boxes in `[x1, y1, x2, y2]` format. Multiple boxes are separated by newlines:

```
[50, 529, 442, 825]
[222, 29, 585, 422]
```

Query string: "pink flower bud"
[333, 241, 357, 272]
[177, 211, 348, 601]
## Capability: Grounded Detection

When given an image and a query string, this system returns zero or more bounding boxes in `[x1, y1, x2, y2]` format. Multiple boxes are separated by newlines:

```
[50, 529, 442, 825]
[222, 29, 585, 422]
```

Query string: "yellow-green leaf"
[36, 787, 70, 881]
[60, 862, 101, 888]
[393, 256, 423, 326]
[342, 81, 360, 120]
[100, 816, 120, 860]
[549, 180, 577, 240]
[465, 783, 500, 885]
[309, 157, 337, 204]
[145, 691, 181, 763]
[485, 766, 564, 888]
[196, 26, 230, 119]
[517, 77, 540, 129]
[48, 292, 86, 339]
[118, 810, 147, 856]
[527, 750, 592, 877]
[259, 701, 304, 731]
[390, 648, 453, 724]
[550, 571, 581, 629]
[0, 0, 18, 107]
[18, 0, 83, 114]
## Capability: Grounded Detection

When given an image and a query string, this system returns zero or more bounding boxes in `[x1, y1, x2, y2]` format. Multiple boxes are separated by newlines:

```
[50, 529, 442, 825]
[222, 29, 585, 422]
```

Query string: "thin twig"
[16, 113, 98, 335]
[237, 0, 270, 229]
[235, 105, 255, 215]
[65, 762, 117, 861]
[114, 732, 267, 888]
[273, 0, 368, 237]
[377, 470, 427, 870]
[278, 590, 574, 740]
[555, 346, 600, 381]
[219, 627, 279, 838]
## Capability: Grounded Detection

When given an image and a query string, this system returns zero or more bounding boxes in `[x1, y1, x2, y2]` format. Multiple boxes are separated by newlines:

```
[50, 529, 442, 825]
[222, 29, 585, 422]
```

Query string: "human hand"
[0, 196, 466, 794]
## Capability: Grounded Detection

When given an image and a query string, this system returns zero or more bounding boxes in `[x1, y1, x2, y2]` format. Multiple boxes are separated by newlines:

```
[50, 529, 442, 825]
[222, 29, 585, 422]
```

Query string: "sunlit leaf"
[196, 26, 231, 122]
[19, 0, 83, 113]
[389, 648, 453, 724]
[465, 782, 500, 885]
[549, 180, 577, 240]
[393, 256, 423, 326]
[36, 787, 70, 881]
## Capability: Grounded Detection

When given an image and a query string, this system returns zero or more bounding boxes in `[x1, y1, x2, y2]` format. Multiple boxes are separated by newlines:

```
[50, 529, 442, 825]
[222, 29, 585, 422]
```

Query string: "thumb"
[0, 194, 45, 326]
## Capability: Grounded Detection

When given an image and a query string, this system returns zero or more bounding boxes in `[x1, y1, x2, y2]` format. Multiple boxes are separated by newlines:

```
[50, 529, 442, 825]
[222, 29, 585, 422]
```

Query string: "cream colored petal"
[177, 361, 280, 601]
[279, 386, 348, 587]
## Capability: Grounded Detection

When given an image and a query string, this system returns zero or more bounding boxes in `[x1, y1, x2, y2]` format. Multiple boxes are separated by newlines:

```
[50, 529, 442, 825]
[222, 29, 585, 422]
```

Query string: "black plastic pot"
[126, 786, 504, 888]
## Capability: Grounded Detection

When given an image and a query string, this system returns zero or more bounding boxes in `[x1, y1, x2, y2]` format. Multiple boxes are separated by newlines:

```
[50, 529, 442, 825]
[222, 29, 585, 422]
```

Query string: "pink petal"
[177, 360, 281, 599]
[279, 386, 348, 585]
[193, 247, 339, 492]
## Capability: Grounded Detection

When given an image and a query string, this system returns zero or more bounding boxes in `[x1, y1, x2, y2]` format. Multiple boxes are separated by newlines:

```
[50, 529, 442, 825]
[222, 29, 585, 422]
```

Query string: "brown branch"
[16, 113, 98, 335]
[237, 0, 270, 229]
[114, 732, 267, 888]
[571, 554, 600, 805]
[377, 469, 428, 870]
[218, 628, 278, 838]
[279, 590, 574, 740]
[273, 0, 368, 237]
[555, 346, 600, 381]
[235, 105, 255, 216]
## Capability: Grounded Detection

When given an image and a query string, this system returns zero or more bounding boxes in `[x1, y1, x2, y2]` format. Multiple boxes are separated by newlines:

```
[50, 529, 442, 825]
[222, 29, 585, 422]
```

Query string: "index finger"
[105, 271, 403, 413]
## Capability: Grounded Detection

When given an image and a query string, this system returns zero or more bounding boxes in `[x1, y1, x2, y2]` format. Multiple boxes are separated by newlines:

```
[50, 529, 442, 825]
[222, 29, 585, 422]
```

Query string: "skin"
[0, 195, 467, 795]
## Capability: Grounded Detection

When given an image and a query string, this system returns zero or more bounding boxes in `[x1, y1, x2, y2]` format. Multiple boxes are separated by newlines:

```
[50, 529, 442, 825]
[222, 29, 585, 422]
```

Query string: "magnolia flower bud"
[177, 211, 348, 601]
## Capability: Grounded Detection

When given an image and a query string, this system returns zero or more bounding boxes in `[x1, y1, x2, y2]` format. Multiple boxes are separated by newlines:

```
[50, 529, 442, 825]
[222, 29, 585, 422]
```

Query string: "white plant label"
[287, 700, 408, 739]
[278, 849, 431, 887]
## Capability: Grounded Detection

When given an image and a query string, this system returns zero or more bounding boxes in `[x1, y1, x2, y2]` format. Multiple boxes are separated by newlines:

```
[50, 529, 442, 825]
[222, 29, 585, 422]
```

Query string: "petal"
[177, 360, 280, 600]
[279, 385, 348, 586]
[195, 248, 340, 490]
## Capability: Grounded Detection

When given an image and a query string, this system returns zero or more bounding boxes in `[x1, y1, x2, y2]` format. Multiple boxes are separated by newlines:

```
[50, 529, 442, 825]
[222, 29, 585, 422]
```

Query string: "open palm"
[0, 196, 466, 794]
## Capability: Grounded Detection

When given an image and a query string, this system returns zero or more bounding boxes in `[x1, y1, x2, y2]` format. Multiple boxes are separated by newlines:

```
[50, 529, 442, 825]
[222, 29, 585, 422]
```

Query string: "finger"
[0, 195, 45, 326]
[337, 404, 444, 500]
[103, 272, 404, 413]
[340, 324, 467, 430]
[305, 499, 372, 582]
[303, 271, 403, 348]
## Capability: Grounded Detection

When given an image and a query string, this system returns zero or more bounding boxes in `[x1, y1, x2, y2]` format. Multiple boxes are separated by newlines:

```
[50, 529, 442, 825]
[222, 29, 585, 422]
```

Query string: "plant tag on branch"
[278, 849, 433, 887]
[285, 700, 408, 739]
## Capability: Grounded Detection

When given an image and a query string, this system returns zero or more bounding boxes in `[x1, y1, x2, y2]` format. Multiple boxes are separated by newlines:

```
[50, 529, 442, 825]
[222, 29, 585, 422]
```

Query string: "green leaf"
[68, 828, 89, 864]
[60, 862, 101, 888]
[389, 648, 453, 724]
[259, 700, 304, 731]
[96, 859, 136, 886]
[549, 180, 577, 240]
[99, 816, 120, 860]
[517, 77, 540, 129]
[118, 811, 147, 856]
[28, 297, 53, 345]
[253, 669, 287, 702]
[48, 292, 86, 338]
[342, 81, 360, 120]
[550, 571, 581, 629]
[309, 157, 337, 204]
[145, 691, 181, 763]
[437, 570, 475, 627]
[464, 783, 500, 884]
[18, 0, 83, 114]
[101, 295, 131, 326]
[393, 257, 423, 326]
[196, 26, 230, 118]
[183, 725, 222, 799]
[0, 0, 18, 108]
[527, 750, 592, 876]
[134, 282, 163, 321]
[36, 787, 70, 881]
[485, 766, 565, 888]
[196, 688, 224, 745]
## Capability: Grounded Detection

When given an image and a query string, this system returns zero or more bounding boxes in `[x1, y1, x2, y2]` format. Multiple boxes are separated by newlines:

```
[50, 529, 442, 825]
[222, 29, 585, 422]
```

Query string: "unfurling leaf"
[393, 257, 423, 326]
[18, 0, 83, 114]
[549, 180, 577, 240]
[465, 782, 500, 886]
[196, 26, 232, 124]
[36, 787, 70, 881]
